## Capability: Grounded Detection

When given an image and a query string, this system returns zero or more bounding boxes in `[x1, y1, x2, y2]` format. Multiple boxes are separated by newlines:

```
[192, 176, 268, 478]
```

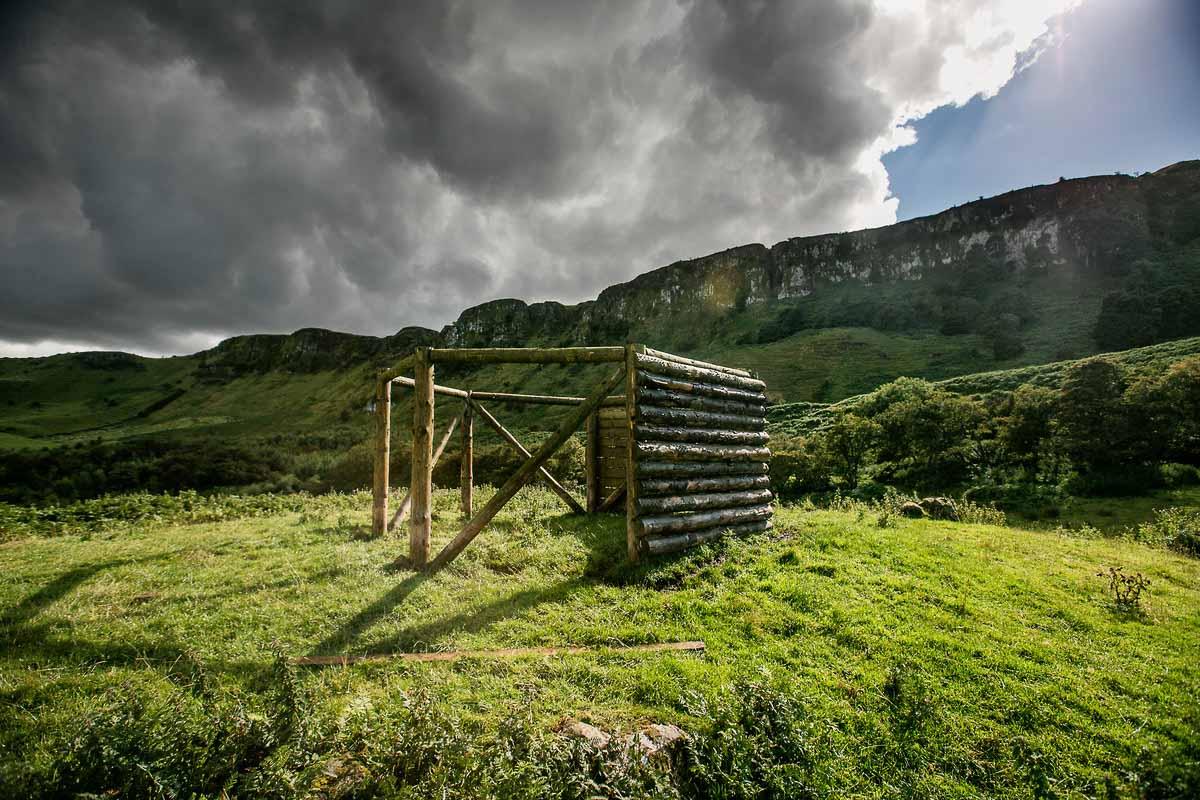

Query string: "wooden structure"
[372, 345, 772, 569]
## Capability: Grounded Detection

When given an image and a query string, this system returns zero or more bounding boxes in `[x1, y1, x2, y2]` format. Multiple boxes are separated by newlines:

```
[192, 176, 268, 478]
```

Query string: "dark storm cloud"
[0, 0, 1076, 355]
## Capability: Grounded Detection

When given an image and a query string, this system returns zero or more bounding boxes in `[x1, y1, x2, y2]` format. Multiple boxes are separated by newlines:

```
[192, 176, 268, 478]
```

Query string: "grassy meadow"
[2, 487, 1198, 797]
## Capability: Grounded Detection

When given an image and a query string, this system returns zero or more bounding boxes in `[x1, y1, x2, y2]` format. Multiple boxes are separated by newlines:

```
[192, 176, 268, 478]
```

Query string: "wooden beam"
[377, 353, 415, 384]
[371, 378, 391, 538]
[625, 343, 643, 563]
[638, 504, 773, 537]
[639, 474, 771, 496]
[393, 375, 468, 398]
[636, 488, 773, 515]
[460, 397, 473, 517]
[637, 460, 769, 478]
[291, 640, 706, 666]
[635, 352, 766, 392]
[598, 481, 626, 512]
[393, 376, 623, 407]
[641, 346, 754, 378]
[409, 349, 435, 567]
[428, 365, 626, 571]
[390, 414, 459, 528]
[428, 346, 627, 365]
[638, 405, 766, 431]
[636, 424, 770, 445]
[470, 390, 624, 407]
[643, 521, 772, 555]
[634, 441, 771, 463]
[638, 387, 766, 416]
[638, 371, 769, 405]
[469, 400, 585, 514]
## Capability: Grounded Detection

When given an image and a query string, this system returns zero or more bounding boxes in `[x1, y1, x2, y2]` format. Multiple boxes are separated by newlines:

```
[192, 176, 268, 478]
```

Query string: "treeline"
[0, 426, 585, 505]
[0, 430, 361, 504]
[771, 355, 1200, 510]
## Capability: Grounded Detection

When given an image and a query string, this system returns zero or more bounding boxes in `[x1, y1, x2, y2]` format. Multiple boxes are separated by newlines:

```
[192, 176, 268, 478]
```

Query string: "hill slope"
[768, 334, 1200, 438]
[2, 489, 1198, 796]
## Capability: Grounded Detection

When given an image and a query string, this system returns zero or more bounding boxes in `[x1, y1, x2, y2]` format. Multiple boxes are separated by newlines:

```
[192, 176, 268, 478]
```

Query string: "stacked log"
[630, 350, 773, 555]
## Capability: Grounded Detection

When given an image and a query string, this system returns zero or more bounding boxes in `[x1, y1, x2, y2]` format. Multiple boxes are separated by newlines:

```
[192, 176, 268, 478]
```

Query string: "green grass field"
[3, 488, 1197, 797]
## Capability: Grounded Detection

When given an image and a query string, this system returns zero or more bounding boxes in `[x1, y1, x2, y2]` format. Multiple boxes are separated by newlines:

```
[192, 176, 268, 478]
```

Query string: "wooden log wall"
[628, 348, 774, 556]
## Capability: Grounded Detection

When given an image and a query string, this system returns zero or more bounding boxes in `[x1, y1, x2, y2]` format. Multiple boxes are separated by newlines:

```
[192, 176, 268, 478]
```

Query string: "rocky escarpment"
[196, 325, 438, 377]
[442, 163, 1198, 347]
[191, 160, 1198, 370]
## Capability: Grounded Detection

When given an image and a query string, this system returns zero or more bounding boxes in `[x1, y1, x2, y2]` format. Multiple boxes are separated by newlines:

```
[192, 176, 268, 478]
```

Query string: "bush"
[1134, 507, 1200, 557]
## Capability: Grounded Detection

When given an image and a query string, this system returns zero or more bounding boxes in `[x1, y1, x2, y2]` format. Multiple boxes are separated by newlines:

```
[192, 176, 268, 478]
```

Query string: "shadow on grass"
[304, 504, 755, 658]
[308, 572, 431, 656]
[0, 554, 271, 681]
[372, 578, 584, 654]
[1, 553, 176, 628]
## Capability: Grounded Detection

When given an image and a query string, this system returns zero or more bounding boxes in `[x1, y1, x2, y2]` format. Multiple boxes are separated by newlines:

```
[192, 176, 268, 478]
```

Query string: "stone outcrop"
[191, 161, 1199, 374]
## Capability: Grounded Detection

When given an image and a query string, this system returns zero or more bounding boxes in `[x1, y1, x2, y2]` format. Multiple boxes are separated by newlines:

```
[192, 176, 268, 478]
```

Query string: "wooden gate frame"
[372, 345, 772, 570]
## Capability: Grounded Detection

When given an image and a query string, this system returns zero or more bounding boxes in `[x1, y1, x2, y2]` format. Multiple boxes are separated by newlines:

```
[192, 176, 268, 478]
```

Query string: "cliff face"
[442, 165, 1196, 347]
[196, 325, 439, 377]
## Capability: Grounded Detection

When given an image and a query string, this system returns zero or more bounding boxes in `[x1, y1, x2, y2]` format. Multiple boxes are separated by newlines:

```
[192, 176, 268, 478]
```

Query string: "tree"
[823, 413, 880, 489]
[1055, 359, 1143, 487]
[997, 384, 1057, 470]
[1126, 356, 1200, 466]
[868, 378, 985, 487]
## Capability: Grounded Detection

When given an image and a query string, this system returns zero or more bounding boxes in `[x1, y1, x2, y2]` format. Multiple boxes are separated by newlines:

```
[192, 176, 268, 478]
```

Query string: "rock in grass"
[899, 501, 926, 519]
[639, 723, 687, 757]
[559, 719, 611, 749]
[621, 723, 688, 760]
[919, 497, 959, 521]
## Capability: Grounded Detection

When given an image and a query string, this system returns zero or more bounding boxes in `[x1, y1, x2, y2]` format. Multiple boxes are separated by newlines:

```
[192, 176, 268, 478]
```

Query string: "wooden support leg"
[409, 349, 435, 567]
[391, 415, 458, 528]
[458, 395, 472, 520]
[372, 378, 391, 538]
[625, 344, 643, 563]
[428, 366, 626, 571]
[460, 396, 473, 517]
[585, 412, 599, 512]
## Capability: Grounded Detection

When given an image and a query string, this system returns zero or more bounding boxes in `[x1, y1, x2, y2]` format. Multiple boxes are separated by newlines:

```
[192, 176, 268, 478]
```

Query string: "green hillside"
[768, 335, 1200, 438]
[2, 489, 1197, 797]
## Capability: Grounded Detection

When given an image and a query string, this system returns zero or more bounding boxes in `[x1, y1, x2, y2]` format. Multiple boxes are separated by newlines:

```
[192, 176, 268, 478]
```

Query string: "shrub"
[1134, 507, 1200, 557]
[1097, 566, 1151, 612]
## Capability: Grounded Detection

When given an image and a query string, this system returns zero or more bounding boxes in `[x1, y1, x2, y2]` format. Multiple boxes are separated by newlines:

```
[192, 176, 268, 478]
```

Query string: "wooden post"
[585, 412, 599, 512]
[428, 366, 626, 571]
[390, 415, 459, 528]
[371, 377, 391, 538]
[460, 395, 473, 517]
[409, 348, 435, 567]
[625, 344, 644, 563]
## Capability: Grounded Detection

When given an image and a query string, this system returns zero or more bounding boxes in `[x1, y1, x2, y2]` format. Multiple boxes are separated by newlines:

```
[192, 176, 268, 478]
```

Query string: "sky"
[0, 0, 1196, 358]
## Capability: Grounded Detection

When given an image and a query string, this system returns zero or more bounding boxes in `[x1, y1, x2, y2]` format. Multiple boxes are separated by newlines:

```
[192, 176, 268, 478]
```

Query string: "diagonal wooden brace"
[428, 365, 627, 571]
[597, 481, 626, 512]
[469, 399, 584, 514]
